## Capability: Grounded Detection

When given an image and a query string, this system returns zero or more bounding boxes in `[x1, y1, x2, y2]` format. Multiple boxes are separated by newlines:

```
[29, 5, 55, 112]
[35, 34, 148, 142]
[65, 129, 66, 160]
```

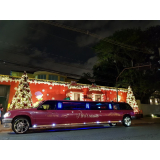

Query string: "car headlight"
[3, 112, 11, 118]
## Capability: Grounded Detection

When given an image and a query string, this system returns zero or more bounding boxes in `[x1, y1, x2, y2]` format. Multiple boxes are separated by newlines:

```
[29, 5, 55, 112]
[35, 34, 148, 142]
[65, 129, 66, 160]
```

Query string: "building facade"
[0, 74, 127, 112]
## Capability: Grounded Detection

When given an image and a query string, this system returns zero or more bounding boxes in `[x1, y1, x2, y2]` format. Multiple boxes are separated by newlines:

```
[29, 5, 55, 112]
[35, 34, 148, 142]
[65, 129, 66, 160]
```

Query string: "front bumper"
[2, 118, 13, 128]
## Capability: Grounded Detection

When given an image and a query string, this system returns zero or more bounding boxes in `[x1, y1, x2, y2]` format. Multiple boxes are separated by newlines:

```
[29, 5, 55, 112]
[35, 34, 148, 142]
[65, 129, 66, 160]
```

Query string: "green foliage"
[78, 72, 93, 84]
[92, 26, 160, 103]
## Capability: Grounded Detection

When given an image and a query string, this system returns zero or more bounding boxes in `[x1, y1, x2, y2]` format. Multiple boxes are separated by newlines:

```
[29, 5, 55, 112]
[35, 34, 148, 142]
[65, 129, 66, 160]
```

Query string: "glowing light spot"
[33, 125, 37, 128]
[42, 89, 45, 92]
[86, 103, 90, 109]
[109, 104, 112, 109]
[58, 102, 62, 109]
[49, 87, 52, 89]
[84, 122, 86, 124]
[47, 94, 49, 96]
[52, 124, 55, 126]
[96, 121, 100, 124]
[108, 121, 111, 123]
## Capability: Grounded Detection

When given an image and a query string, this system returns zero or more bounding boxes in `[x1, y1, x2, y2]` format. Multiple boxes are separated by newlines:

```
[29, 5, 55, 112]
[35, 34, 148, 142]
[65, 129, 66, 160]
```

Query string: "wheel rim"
[111, 123, 116, 126]
[14, 119, 29, 133]
[124, 117, 131, 126]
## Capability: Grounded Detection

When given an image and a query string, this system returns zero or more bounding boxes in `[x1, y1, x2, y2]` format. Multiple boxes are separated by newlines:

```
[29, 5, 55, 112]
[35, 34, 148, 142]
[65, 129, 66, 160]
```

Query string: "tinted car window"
[40, 101, 56, 110]
[125, 103, 133, 110]
[56, 102, 86, 110]
[119, 103, 133, 110]
[55, 102, 112, 110]
[89, 102, 111, 110]
[112, 104, 120, 110]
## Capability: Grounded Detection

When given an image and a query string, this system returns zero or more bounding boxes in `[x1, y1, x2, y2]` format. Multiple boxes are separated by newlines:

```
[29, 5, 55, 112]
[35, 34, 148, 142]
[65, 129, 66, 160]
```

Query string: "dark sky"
[0, 20, 160, 78]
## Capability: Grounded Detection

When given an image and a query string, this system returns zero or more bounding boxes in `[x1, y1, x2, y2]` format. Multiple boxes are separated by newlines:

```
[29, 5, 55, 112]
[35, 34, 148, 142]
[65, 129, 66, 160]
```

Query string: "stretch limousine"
[3, 100, 135, 134]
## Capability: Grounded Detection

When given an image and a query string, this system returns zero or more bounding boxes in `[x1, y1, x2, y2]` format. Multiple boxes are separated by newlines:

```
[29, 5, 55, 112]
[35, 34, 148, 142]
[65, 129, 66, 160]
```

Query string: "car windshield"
[33, 101, 44, 108]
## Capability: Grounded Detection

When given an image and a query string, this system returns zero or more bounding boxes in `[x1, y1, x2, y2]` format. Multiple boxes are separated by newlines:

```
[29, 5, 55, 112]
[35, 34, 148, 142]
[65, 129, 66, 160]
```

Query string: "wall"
[136, 100, 141, 109]
[141, 104, 160, 116]
[0, 75, 128, 111]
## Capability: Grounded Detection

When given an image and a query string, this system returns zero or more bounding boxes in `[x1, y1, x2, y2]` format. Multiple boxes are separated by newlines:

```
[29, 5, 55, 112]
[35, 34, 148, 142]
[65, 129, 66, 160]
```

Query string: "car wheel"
[122, 116, 131, 127]
[12, 117, 30, 134]
[109, 123, 117, 126]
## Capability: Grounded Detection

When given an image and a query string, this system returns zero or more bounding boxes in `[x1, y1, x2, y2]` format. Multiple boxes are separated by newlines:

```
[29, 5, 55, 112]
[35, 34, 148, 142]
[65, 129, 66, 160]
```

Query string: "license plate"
[4, 123, 11, 128]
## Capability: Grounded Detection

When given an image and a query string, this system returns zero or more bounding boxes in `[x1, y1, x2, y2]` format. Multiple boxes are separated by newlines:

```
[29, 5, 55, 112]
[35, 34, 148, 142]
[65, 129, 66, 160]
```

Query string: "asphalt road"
[0, 123, 160, 140]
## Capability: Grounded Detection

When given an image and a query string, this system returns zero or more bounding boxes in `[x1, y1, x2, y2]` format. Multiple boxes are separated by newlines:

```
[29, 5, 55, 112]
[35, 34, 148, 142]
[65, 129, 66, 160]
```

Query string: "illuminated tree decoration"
[126, 86, 139, 112]
[8, 71, 33, 110]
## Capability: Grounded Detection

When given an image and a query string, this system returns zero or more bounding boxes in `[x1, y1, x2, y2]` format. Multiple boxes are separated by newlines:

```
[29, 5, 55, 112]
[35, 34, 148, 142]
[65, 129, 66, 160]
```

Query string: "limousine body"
[2, 100, 135, 134]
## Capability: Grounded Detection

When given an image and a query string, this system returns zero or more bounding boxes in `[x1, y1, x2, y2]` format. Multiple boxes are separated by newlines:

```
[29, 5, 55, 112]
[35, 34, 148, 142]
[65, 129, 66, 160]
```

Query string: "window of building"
[49, 75, 58, 81]
[38, 74, 46, 80]
[60, 77, 65, 81]
[74, 93, 80, 100]
[95, 95, 101, 101]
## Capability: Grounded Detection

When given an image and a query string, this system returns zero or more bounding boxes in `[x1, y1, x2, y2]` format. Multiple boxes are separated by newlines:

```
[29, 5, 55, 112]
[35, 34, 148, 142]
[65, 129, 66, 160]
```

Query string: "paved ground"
[0, 117, 160, 140]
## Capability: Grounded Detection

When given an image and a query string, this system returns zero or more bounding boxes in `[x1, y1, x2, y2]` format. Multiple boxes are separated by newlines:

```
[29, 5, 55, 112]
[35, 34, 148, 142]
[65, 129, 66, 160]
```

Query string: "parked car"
[3, 100, 135, 134]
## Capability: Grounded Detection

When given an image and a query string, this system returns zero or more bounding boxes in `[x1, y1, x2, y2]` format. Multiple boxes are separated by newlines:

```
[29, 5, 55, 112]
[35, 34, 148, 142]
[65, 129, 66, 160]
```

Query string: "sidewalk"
[0, 123, 12, 132]
[0, 117, 160, 132]
[132, 117, 160, 125]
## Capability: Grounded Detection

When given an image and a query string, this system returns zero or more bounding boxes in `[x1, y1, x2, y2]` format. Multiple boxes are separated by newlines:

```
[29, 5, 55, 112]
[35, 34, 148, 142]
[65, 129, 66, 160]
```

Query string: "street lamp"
[116, 64, 151, 102]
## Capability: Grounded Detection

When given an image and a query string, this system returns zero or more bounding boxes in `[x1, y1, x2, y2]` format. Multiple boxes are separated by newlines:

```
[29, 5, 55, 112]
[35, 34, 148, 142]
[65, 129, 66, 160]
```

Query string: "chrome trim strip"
[31, 121, 122, 129]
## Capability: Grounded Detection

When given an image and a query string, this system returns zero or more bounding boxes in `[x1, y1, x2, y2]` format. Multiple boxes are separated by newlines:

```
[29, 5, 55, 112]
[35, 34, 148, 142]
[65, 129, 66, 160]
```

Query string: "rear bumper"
[131, 116, 136, 119]
[2, 118, 13, 128]
[135, 114, 143, 119]
[131, 114, 143, 119]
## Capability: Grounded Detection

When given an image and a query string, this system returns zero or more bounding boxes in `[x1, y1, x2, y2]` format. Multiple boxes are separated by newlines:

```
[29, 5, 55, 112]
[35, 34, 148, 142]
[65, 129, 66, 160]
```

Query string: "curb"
[132, 122, 155, 125]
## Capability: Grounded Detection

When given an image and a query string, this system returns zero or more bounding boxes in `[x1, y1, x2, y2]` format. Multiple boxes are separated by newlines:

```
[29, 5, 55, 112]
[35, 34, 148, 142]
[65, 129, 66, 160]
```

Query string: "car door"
[101, 103, 115, 122]
[79, 102, 103, 124]
[112, 103, 123, 121]
[35, 101, 56, 126]
[53, 101, 80, 125]
[119, 103, 133, 118]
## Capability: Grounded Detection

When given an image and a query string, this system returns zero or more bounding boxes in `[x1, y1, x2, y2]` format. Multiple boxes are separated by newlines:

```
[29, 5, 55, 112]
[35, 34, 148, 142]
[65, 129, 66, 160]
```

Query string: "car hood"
[8, 108, 37, 113]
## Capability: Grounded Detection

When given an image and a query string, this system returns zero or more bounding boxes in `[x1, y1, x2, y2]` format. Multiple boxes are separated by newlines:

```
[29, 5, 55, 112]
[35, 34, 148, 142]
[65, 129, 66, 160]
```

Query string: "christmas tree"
[9, 71, 33, 110]
[126, 86, 139, 112]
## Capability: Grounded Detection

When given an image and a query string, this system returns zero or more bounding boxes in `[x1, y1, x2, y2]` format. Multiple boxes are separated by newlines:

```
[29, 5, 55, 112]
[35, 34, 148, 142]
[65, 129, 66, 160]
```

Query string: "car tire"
[122, 116, 131, 127]
[12, 117, 30, 134]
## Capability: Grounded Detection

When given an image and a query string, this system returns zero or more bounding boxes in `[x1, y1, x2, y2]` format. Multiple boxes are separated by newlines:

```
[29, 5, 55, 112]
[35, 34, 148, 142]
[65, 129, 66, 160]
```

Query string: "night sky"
[0, 20, 160, 78]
